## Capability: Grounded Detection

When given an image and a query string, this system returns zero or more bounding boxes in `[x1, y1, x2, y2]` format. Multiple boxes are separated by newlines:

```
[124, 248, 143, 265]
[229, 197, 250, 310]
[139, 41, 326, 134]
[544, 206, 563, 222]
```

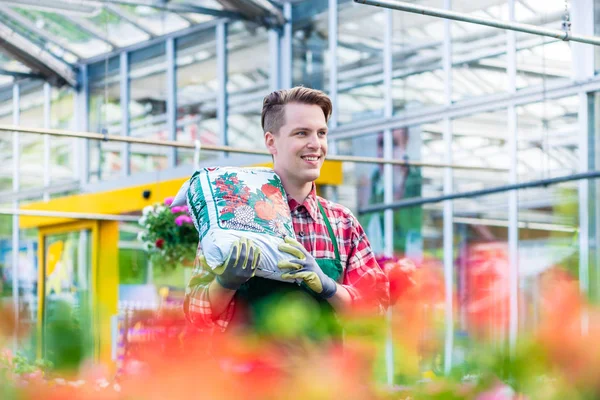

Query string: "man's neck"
[279, 176, 313, 203]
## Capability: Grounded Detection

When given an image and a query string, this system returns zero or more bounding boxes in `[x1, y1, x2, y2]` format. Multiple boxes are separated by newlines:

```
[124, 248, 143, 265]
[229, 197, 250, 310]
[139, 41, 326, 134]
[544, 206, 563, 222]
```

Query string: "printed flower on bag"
[212, 172, 293, 237]
[261, 183, 280, 197]
[255, 200, 277, 220]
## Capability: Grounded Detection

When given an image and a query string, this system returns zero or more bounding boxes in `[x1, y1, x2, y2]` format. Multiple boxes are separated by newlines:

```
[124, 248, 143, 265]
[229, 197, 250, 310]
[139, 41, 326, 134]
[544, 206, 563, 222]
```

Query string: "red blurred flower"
[383, 258, 417, 305]
[155, 238, 164, 249]
[461, 242, 510, 339]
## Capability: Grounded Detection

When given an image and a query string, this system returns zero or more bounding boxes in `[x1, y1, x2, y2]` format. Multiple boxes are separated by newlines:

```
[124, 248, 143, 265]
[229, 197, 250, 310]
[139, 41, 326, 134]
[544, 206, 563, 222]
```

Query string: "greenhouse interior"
[2, 0, 600, 398]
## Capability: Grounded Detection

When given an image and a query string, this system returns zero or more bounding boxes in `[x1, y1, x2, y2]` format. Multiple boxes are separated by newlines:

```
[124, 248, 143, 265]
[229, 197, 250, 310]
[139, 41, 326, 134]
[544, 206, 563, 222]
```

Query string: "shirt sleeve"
[183, 243, 236, 333]
[339, 213, 390, 314]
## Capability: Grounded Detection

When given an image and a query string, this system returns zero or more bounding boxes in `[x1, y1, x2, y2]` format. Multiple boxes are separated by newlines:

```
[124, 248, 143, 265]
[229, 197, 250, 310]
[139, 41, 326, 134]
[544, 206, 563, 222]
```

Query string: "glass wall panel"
[227, 22, 269, 148]
[336, 124, 428, 258]
[589, 92, 600, 303]
[176, 28, 219, 166]
[50, 88, 76, 184]
[0, 211, 12, 307]
[337, 2, 385, 125]
[0, 92, 13, 192]
[517, 184, 578, 333]
[517, 96, 579, 182]
[515, 0, 572, 90]
[452, 109, 510, 193]
[42, 229, 93, 368]
[18, 84, 45, 190]
[335, 132, 380, 217]
[392, 0, 445, 112]
[0, 217, 36, 350]
[129, 44, 168, 174]
[336, 126, 438, 382]
[89, 56, 121, 182]
[596, 0, 600, 73]
[451, 1, 508, 103]
[118, 221, 149, 286]
[454, 192, 510, 344]
[292, 0, 329, 91]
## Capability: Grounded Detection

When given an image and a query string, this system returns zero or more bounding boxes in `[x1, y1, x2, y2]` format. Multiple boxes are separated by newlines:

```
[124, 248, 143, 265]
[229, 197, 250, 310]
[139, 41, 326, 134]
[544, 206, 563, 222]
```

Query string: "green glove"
[213, 237, 261, 290]
[277, 236, 338, 299]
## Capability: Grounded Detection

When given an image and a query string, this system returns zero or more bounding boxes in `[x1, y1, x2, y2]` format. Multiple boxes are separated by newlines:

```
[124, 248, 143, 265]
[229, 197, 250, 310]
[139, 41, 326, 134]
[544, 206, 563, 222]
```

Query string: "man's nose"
[307, 133, 320, 149]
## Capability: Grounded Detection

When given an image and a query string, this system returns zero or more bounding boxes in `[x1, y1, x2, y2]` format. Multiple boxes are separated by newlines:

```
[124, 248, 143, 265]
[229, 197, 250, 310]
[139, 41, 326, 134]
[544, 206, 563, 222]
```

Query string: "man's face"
[264, 103, 328, 187]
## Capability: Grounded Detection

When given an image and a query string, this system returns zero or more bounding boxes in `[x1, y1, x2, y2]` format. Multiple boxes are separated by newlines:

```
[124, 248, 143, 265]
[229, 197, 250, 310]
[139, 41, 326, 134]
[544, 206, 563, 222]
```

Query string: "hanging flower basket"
[137, 197, 199, 270]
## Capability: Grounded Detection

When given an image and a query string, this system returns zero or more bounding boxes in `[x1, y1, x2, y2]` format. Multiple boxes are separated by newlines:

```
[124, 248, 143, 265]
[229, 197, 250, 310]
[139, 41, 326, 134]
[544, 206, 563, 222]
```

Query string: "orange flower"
[255, 200, 277, 220]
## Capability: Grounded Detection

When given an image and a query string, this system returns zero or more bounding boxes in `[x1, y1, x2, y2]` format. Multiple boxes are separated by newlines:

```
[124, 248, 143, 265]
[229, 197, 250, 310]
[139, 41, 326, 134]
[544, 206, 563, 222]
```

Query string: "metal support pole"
[507, 0, 519, 355]
[166, 38, 177, 167]
[0, 125, 504, 172]
[579, 92, 591, 334]
[120, 51, 130, 176]
[353, 0, 600, 46]
[268, 28, 281, 91]
[280, 2, 292, 89]
[217, 22, 229, 150]
[442, 0, 453, 375]
[328, 0, 338, 128]
[43, 83, 51, 202]
[382, 8, 394, 386]
[76, 64, 90, 185]
[12, 83, 20, 350]
[572, 0, 595, 335]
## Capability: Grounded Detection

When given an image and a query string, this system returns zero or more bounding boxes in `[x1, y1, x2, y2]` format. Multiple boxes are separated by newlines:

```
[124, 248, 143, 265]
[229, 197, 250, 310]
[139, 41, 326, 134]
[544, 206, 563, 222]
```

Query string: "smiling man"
[184, 87, 390, 338]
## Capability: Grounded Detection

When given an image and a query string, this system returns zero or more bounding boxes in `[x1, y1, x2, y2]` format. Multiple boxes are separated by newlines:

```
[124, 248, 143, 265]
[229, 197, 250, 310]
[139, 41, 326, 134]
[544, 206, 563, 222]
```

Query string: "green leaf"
[220, 212, 235, 221]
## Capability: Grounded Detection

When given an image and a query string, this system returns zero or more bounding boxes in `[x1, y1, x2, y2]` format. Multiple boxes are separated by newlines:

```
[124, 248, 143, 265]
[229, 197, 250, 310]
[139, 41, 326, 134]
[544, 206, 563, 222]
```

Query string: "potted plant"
[137, 197, 198, 270]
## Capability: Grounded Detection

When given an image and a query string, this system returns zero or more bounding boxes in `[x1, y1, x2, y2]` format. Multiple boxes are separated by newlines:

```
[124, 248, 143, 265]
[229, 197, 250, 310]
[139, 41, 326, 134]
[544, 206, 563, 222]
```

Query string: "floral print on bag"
[211, 172, 294, 237]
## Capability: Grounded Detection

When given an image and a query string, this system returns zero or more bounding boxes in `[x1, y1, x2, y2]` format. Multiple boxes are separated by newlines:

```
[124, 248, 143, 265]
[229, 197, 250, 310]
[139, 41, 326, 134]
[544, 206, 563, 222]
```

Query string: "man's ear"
[264, 131, 277, 155]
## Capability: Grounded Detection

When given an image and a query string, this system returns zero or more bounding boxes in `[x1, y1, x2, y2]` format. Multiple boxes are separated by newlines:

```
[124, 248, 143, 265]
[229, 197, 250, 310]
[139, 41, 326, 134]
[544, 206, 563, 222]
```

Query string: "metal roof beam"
[0, 23, 77, 86]
[0, 68, 42, 79]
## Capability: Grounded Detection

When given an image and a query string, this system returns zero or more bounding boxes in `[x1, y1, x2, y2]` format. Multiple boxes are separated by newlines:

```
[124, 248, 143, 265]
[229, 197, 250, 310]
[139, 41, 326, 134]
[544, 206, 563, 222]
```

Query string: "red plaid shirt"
[184, 184, 389, 332]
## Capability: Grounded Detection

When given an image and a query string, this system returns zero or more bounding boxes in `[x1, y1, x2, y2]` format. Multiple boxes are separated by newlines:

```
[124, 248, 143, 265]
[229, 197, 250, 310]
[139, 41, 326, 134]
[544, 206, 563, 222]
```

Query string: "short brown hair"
[261, 86, 332, 134]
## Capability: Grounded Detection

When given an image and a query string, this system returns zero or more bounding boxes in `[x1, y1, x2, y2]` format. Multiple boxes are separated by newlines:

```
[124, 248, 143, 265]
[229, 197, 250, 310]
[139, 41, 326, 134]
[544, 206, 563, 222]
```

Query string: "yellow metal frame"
[37, 220, 99, 359]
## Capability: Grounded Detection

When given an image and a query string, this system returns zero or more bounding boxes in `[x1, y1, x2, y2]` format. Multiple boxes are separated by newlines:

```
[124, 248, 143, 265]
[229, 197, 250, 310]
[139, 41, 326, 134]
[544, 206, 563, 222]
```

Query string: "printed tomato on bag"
[175, 167, 297, 282]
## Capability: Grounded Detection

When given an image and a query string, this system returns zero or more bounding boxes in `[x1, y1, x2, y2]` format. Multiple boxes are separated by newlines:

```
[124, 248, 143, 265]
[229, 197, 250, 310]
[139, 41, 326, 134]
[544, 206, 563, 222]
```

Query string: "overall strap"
[317, 201, 341, 262]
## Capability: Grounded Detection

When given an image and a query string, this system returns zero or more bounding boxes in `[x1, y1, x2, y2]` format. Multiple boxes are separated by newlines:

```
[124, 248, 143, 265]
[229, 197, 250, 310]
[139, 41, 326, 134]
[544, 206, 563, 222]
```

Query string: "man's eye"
[319, 131, 327, 136]
[297, 131, 306, 136]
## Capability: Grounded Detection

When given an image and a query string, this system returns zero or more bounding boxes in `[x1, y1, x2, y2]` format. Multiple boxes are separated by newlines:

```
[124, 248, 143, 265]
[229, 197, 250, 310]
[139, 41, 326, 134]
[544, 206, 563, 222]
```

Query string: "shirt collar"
[287, 183, 320, 221]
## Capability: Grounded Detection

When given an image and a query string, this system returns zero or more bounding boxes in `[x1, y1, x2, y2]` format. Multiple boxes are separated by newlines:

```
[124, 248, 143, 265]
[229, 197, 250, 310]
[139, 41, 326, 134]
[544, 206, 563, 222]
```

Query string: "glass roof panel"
[88, 8, 151, 47]
[117, 5, 190, 36]
[10, 8, 111, 57]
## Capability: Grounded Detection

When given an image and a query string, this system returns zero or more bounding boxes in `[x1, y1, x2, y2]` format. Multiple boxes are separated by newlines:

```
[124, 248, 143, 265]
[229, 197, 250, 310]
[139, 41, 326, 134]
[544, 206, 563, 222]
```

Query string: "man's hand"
[277, 236, 337, 299]
[213, 237, 261, 290]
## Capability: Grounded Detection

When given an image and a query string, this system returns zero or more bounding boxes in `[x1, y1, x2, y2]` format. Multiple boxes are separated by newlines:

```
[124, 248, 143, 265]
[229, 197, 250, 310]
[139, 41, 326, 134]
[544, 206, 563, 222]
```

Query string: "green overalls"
[233, 202, 343, 340]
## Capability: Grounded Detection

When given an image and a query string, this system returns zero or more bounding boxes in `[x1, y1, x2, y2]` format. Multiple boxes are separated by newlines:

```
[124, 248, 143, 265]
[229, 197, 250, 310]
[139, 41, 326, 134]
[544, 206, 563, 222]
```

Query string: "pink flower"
[476, 383, 520, 400]
[175, 215, 193, 226]
[1, 348, 13, 363]
[164, 197, 174, 206]
[171, 205, 188, 214]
